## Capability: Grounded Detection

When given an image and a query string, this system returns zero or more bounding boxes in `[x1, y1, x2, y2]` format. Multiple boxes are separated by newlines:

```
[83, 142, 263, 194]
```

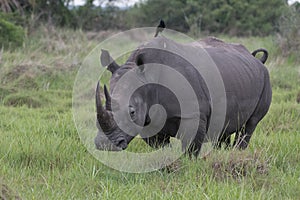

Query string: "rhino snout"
[94, 134, 124, 151]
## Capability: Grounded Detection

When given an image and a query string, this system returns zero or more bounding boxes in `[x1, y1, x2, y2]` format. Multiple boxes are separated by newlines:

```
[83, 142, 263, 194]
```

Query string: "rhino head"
[95, 49, 150, 151]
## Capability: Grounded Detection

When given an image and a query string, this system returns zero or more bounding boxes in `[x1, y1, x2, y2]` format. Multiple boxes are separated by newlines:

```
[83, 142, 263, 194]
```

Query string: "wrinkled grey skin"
[95, 36, 272, 156]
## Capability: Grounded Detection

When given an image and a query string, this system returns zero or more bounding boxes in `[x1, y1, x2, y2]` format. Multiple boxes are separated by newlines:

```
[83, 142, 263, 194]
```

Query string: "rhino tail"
[251, 48, 268, 64]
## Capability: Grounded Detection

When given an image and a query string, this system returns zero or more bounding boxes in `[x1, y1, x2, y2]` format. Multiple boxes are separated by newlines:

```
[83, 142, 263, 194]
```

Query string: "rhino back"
[130, 36, 269, 133]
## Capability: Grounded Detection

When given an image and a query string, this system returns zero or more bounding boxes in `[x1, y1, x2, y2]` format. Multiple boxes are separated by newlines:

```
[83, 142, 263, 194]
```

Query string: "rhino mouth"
[95, 142, 123, 151]
[94, 133, 127, 151]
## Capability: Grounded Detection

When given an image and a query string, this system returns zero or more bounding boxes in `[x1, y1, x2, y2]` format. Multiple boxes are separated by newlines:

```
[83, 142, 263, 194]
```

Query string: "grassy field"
[0, 27, 299, 199]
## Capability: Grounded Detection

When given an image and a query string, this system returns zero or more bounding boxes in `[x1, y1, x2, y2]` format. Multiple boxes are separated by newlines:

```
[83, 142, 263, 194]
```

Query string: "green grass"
[0, 27, 299, 199]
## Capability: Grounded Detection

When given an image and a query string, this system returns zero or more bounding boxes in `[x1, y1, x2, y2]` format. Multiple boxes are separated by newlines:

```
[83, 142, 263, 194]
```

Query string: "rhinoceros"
[95, 36, 272, 156]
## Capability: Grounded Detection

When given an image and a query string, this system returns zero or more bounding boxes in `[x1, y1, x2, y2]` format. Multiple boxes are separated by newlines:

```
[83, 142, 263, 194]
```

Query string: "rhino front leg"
[142, 132, 170, 148]
[177, 117, 207, 157]
[187, 133, 205, 157]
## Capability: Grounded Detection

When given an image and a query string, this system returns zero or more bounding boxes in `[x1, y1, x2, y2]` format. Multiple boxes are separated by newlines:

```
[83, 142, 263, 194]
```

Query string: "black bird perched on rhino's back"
[154, 19, 165, 37]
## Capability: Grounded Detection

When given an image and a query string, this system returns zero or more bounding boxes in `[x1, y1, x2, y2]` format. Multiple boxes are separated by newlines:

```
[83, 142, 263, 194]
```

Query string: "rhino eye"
[129, 106, 136, 117]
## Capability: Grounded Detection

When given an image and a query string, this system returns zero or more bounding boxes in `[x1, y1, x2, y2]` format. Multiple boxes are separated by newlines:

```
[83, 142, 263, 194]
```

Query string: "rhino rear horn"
[100, 49, 120, 73]
[104, 85, 112, 111]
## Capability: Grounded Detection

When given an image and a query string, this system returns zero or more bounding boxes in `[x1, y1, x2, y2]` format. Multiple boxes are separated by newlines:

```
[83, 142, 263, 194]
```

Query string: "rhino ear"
[100, 49, 120, 74]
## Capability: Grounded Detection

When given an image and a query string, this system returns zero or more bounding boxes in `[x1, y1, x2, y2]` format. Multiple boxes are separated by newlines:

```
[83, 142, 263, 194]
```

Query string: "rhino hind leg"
[235, 76, 272, 149]
[235, 106, 270, 149]
[233, 120, 254, 149]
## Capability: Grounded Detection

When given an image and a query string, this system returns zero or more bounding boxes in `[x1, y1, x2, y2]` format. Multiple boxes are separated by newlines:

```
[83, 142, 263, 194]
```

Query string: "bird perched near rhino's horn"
[154, 19, 166, 37]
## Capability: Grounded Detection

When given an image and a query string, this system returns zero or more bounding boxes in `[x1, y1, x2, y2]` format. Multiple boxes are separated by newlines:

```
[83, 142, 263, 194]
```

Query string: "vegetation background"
[0, 0, 299, 199]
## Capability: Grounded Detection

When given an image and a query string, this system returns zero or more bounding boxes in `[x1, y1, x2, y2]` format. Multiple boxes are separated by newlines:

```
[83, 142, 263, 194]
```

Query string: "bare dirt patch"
[211, 150, 268, 180]
[0, 181, 21, 200]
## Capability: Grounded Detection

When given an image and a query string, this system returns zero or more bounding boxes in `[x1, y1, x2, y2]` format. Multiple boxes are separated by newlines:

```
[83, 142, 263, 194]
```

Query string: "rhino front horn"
[96, 81, 116, 133]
